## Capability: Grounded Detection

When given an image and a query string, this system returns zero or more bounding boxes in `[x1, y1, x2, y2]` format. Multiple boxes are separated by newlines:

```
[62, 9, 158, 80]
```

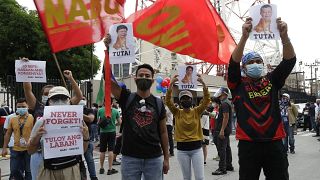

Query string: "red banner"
[34, 0, 125, 52]
[126, 0, 235, 65]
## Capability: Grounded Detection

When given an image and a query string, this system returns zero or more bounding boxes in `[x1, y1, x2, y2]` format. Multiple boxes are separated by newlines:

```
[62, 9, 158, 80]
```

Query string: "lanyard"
[17, 115, 28, 137]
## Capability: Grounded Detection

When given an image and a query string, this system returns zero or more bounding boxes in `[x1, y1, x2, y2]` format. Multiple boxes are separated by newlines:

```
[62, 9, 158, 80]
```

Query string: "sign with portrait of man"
[178, 65, 197, 90]
[250, 4, 279, 40]
[109, 23, 136, 64]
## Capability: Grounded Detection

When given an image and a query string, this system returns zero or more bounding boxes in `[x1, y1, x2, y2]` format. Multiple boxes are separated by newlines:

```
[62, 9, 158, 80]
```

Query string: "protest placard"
[250, 4, 279, 40]
[178, 65, 197, 90]
[109, 23, 136, 64]
[15, 60, 46, 82]
[43, 105, 83, 159]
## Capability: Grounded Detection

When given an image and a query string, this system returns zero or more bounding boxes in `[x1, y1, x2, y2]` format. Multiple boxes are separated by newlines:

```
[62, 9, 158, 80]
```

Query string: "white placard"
[43, 105, 83, 159]
[109, 23, 136, 64]
[178, 65, 197, 90]
[249, 4, 279, 40]
[15, 60, 46, 82]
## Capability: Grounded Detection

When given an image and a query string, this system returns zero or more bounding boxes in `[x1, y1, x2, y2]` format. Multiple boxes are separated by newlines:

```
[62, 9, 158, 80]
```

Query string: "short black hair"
[92, 103, 98, 108]
[186, 66, 193, 71]
[261, 4, 272, 10]
[16, 98, 27, 105]
[136, 64, 155, 77]
[116, 25, 128, 32]
[41, 85, 54, 95]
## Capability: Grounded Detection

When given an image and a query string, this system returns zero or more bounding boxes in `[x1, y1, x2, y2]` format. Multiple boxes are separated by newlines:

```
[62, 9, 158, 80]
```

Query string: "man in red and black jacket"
[228, 17, 296, 180]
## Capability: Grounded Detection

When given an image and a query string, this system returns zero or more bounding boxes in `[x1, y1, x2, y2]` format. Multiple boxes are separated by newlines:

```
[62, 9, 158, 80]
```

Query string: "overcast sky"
[16, 0, 320, 79]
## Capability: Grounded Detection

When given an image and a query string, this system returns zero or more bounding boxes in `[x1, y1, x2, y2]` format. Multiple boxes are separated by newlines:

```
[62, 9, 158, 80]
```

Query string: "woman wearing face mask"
[28, 86, 89, 180]
[165, 74, 210, 180]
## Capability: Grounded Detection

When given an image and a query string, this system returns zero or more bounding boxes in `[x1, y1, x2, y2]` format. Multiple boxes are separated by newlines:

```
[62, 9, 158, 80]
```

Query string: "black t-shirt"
[215, 100, 232, 136]
[92, 108, 98, 124]
[84, 107, 94, 133]
[0, 106, 10, 116]
[309, 104, 315, 117]
[228, 56, 296, 142]
[32, 101, 45, 121]
[118, 88, 166, 159]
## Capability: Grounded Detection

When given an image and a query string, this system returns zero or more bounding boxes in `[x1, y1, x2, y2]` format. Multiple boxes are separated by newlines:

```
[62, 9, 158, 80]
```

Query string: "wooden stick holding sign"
[52, 53, 67, 87]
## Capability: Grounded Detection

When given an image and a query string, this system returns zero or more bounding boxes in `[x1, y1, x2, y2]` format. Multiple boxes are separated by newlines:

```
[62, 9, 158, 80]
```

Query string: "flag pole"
[52, 53, 67, 87]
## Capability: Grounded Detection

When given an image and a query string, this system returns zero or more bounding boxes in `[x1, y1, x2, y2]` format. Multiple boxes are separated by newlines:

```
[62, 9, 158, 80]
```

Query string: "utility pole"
[305, 62, 318, 96]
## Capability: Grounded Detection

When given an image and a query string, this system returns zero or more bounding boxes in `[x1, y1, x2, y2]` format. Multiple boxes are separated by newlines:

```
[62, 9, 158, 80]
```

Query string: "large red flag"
[206, 2, 236, 64]
[126, 0, 235, 64]
[34, 0, 125, 52]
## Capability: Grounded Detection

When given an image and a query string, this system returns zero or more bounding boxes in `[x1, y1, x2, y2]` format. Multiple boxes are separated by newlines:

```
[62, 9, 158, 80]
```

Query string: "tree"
[0, 0, 101, 84]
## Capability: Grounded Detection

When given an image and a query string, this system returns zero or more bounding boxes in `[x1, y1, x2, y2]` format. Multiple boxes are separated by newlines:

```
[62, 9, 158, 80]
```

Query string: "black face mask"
[181, 100, 192, 109]
[135, 78, 153, 91]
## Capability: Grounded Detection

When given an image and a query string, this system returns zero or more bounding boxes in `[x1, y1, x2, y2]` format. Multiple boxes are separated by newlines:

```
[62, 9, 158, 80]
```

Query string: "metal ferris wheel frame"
[132, 0, 280, 75]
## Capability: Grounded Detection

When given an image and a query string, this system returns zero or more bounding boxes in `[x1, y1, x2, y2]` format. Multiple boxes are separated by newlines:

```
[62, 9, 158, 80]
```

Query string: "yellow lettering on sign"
[136, 6, 180, 36]
[90, 0, 102, 19]
[104, 0, 120, 14]
[44, 0, 66, 28]
[68, 0, 90, 23]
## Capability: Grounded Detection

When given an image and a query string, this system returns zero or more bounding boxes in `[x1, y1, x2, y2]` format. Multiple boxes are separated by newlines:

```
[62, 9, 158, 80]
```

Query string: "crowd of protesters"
[0, 16, 318, 180]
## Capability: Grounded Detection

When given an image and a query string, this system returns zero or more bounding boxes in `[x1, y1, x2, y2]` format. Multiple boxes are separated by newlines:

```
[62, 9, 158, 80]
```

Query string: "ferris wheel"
[113, 0, 280, 78]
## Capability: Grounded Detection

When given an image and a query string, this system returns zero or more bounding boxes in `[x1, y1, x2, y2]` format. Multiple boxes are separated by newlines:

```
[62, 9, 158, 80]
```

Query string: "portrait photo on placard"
[249, 4, 279, 40]
[109, 23, 136, 64]
[178, 65, 197, 90]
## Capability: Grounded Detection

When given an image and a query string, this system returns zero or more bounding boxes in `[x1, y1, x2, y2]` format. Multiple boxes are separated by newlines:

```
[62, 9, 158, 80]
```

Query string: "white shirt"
[4, 114, 16, 148]
[165, 106, 173, 126]
[315, 104, 320, 119]
[201, 114, 210, 130]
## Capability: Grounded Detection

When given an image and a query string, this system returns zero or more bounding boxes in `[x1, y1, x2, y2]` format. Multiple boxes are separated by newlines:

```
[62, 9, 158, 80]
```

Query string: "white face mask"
[79, 100, 87, 106]
[41, 96, 48, 104]
[50, 99, 69, 106]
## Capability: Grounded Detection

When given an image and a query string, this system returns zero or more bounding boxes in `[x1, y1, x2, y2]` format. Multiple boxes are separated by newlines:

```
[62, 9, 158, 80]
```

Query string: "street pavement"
[1, 129, 320, 179]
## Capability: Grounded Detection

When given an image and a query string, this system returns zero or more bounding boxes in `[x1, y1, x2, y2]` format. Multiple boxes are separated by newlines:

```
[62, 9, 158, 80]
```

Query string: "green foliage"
[0, 0, 101, 84]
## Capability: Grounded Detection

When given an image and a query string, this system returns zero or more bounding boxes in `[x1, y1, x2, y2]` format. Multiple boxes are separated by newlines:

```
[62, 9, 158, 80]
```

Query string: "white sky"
[16, 0, 320, 79]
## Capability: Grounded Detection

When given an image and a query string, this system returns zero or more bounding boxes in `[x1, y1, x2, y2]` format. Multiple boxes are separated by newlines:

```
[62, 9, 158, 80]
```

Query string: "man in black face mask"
[108, 62, 169, 179]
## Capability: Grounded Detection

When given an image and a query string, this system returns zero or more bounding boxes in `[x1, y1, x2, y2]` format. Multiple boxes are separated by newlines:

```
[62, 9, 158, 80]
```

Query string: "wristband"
[83, 139, 90, 142]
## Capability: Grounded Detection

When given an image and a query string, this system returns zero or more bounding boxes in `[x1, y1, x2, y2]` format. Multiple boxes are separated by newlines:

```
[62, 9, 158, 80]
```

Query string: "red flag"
[126, 0, 235, 65]
[206, 2, 236, 64]
[34, 0, 124, 52]
[104, 50, 111, 118]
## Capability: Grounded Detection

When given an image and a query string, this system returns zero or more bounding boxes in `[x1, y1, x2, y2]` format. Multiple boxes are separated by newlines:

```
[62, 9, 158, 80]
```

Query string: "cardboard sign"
[178, 65, 197, 90]
[109, 23, 136, 64]
[43, 105, 83, 159]
[250, 4, 279, 40]
[15, 60, 46, 82]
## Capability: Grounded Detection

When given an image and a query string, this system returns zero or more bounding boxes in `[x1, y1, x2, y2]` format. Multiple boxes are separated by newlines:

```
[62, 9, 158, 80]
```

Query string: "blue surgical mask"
[245, 63, 263, 79]
[16, 108, 28, 116]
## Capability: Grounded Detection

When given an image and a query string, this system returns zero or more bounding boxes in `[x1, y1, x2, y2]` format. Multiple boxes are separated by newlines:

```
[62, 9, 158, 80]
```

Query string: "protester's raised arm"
[23, 82, 37, 110]
[277, 18, 295, 60]
[165, 75, 179, 115]
[231, 18, 252, 63]
[65, 70, 83, 105]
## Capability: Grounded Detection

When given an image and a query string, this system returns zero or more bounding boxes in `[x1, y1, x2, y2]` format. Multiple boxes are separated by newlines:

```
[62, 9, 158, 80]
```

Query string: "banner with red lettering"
[43, 105, 83, 159]
[126, 0, 235, 65]
[34, 0, 125, 52]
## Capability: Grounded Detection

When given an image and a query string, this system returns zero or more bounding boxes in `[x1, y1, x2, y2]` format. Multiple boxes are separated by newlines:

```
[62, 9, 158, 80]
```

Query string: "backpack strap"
[125, 93, 136, 110]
